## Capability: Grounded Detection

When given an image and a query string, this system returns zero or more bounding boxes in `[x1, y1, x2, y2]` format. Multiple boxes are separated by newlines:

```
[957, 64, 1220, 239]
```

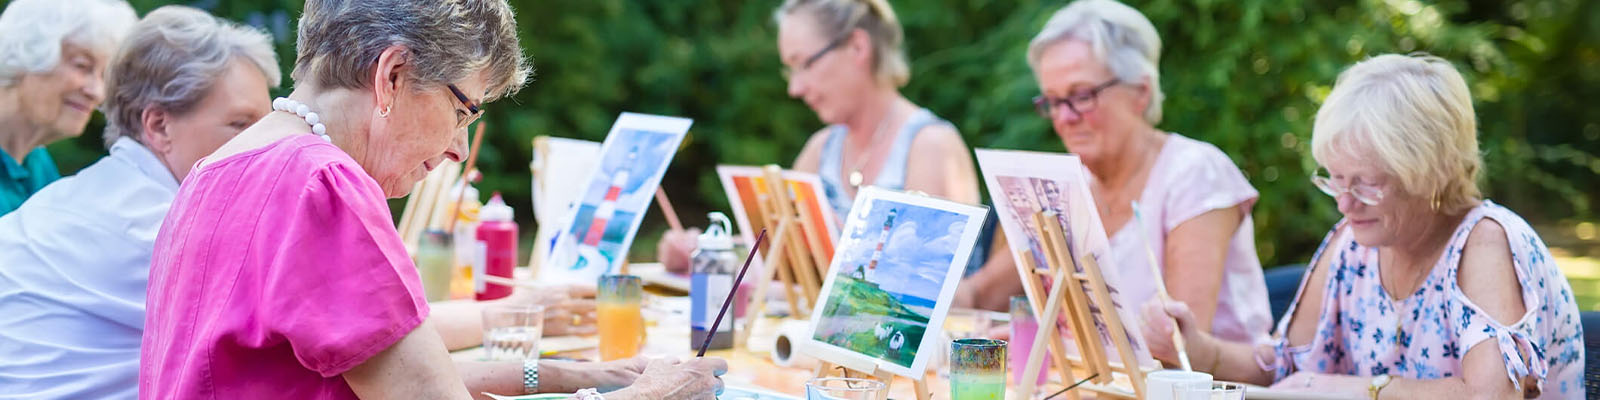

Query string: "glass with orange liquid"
[597, 274, 645, 360]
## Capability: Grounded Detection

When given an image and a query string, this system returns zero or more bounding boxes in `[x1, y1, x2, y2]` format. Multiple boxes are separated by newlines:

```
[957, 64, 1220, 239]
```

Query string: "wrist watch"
[1368, 374, 1391, 400]
[523, 358, 540, 394]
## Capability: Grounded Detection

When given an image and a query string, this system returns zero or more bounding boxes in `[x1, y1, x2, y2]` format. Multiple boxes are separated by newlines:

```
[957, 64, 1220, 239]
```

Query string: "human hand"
[608, 357, 727, 400]
[657, 228, 701, 274]
[1140, 299, 1208, 367]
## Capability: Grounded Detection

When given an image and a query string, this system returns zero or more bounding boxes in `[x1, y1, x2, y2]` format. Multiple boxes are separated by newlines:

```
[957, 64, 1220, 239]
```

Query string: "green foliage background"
[20, 0, 1600, 267]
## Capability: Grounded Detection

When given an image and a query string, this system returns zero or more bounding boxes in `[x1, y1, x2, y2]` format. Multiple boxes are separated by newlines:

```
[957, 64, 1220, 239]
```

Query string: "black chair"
[1583, 311, 1600, 397]
[1264, 264, 1308, 323]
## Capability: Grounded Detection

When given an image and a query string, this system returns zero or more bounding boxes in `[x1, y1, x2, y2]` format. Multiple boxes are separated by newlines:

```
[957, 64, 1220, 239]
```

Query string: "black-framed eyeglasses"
[447, 84, 483, 130]
[782, 33, 851, 80]
[1032, 79, 1121, 119]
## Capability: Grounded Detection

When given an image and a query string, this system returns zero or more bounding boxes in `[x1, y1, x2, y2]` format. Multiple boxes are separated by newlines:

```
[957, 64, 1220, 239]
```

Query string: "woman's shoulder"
[1158, 133, 1246, 174]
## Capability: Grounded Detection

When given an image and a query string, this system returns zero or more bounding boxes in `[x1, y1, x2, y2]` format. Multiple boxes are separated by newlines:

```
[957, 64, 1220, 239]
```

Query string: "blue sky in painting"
[834, 199, 969, 301]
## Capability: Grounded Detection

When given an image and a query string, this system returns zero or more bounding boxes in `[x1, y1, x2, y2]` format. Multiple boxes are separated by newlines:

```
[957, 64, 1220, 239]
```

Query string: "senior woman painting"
[960, 0, 1274, 340]
[1143, 54, 1584, 399]
[0, 0, 135, 214]
[140, 1, 725, 399]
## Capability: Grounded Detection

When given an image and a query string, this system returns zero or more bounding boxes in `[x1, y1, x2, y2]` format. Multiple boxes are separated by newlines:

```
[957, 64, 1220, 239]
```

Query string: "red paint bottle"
[475, 193, 518, 301]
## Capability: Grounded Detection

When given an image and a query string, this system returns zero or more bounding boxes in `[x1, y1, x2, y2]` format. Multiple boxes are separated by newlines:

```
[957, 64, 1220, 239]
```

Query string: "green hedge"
[24, 0, 1600, 267]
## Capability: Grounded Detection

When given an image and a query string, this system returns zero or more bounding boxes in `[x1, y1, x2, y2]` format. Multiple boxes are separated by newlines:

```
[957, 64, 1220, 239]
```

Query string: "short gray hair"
[102, 5, 282, 148]
[1027, 0, 1165, 124]
[0, 0, 137, 87]
[292, 0, 530, 102]
[775, 0, 910, 88]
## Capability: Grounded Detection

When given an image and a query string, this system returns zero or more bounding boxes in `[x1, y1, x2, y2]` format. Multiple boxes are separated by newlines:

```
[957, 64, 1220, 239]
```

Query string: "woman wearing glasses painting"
[141, 1, 727, 399]
[657, 0, 985, 273]
[990, 0, 1275, 346]
[1143, 53, 1584, 399]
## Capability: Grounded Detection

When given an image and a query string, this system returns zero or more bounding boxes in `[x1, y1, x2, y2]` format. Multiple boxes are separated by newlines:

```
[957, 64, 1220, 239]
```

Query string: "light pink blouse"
[1108, 133, 1273, 344]
[141, 134, 429, 399]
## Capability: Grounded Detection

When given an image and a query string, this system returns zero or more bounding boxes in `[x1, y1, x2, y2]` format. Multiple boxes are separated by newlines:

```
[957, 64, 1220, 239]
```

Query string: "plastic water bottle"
[690, 212, 737, 350]
[475, 193, 517, 301]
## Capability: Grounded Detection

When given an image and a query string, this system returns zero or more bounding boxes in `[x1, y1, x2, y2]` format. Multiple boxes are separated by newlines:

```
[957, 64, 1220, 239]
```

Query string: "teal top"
[0, 147, 61, 216]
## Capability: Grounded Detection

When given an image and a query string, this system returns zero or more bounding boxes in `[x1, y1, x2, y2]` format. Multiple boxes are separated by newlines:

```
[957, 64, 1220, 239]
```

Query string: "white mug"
[1144, 370, 1212, 400]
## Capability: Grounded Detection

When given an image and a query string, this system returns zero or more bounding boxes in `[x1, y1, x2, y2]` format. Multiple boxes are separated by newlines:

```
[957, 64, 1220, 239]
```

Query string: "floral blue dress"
[1266, 200, 1584, 398]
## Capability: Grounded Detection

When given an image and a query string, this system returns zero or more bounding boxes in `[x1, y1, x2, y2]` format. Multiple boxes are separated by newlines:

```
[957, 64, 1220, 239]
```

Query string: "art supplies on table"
[476, 193, 518, 301]
[543, 113, 692, 284]
[691, 213, 738, 351]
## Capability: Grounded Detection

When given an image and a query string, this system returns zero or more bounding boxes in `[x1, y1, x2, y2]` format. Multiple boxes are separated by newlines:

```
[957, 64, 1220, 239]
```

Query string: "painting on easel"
[715, 166, 840, 268]
[975, 149, 1158, 372]
[544, 113, 692, 284]
[805, 187, 989, 377]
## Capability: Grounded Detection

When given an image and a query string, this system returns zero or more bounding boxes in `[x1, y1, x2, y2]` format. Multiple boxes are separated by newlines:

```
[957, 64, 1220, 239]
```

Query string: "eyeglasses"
[446, 83, 483, 130]
[1310, 168, 1385, 206]
[781, 33, 851, 80]
[1032, 79, 1120, 119]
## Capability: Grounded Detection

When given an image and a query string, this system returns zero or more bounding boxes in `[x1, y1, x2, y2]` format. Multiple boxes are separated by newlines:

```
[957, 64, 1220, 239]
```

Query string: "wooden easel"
[1015, 211, 1153, 400]
[812, 357, 932, 400]
[738, 165, 832, 345]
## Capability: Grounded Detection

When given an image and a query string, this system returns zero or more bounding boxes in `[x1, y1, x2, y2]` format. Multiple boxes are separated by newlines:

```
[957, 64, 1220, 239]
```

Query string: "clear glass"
[1172, 381, 1244, 400]
[805, 377, 887, 400]
[950, 338, 1007, 400]
[597, 274, 645, 361]
[1008, 295, 1049, 386]
[482, 304, 544, 361]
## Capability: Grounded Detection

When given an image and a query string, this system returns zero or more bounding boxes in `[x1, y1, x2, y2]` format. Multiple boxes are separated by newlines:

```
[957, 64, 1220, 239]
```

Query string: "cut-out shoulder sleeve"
[1451, 217, 1546, 395]
[1158, 139, 1258, 232]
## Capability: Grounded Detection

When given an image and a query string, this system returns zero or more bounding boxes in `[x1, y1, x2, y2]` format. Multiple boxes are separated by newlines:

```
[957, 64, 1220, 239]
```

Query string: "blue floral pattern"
[1265, 201, 1584, 398]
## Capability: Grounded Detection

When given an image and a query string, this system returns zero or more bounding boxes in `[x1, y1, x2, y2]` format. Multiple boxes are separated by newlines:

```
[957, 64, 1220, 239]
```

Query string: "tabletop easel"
[812, 355, 932, 400]
[738, 165, 833, 345]
[1015, 211, 1153, 400]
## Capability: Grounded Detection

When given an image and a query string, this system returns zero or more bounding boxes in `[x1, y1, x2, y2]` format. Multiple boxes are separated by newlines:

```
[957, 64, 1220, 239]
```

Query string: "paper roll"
[770, 319, 819, 369]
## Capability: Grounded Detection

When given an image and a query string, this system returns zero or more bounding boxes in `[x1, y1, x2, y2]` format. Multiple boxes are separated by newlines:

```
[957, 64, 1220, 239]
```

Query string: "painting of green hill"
[813, 275, 930, 368]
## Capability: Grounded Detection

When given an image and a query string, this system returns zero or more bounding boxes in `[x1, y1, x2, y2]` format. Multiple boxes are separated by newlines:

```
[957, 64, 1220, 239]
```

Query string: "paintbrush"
[1131, 201, 1192, 371]
[655, 188, 684, 232]
[697, 227, 766, 357]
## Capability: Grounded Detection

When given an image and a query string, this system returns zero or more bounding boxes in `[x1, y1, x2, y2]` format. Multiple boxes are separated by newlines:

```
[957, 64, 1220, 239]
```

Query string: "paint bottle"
[475, 193, 517, 301]
[690, 212, 736, 350]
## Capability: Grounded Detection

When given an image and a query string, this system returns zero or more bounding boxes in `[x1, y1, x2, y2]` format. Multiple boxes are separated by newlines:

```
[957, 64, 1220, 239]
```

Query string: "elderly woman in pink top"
[140, 1, 725, 399]
[961, 0, 1273, 344]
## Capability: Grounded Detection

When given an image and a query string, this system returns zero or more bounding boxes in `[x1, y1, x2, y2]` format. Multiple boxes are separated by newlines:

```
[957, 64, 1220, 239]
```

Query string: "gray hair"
[775, 0, 910, 88]
[292, 0, 530, 102]
[101, 5, 282, 148]
[1027, 0, 1165, 124]
[0, 0, 137, 87]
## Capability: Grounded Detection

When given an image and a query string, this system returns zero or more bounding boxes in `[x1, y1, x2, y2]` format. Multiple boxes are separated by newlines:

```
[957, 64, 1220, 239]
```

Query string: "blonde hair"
[775, 0, 910, 88]
[103, 5, 281, 148]
[1027, 0, 1164, 124]
[1311, 53, 1482, 213]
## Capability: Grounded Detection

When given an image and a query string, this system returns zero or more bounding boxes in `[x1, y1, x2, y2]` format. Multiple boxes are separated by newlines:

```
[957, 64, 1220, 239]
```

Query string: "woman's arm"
[902, 125, 980, 204]
[344, 319, 473, 399]
[455, 358, 649, 400]
[428, 286, 599, 351]
[1161, 205, 1245, 332]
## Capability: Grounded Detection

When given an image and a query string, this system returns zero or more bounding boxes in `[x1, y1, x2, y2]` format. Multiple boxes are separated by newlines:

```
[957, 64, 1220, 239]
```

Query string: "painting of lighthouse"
[544, 113, 692, 284]
[806, 187, 989, 377]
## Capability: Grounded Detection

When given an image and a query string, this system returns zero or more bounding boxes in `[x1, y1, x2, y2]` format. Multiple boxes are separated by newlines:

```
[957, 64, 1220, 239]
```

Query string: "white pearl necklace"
[272, 97, 331, 142]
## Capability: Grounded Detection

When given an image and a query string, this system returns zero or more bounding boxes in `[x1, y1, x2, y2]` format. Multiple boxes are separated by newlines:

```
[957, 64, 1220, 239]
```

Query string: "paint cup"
[950, 338, 1007, 400]
[597, 274, 644, 361]
[805, 377, 886, 400]
[1008, 295, 1050, 386]
[1144, 370, 1212, 400]
[1172, 381, 1244, 400]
